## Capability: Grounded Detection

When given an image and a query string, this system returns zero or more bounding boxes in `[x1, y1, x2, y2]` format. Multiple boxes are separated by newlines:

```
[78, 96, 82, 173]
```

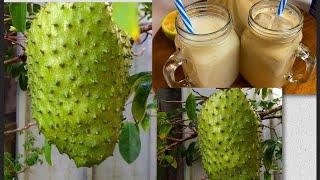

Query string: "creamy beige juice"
[175, 15, 240, 87]
[208, 0, 261, 35]
[240, 9, 302, 87]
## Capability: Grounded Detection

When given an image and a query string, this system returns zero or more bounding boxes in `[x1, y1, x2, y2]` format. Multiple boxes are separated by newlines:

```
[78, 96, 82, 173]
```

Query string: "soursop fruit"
[198, 89, 262, 179]
[26, 2, 132, 167]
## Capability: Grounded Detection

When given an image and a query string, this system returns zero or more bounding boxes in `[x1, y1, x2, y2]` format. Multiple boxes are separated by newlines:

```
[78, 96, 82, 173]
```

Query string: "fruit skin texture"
[26, 3, 132, 167]
[198, 89, 262, 179]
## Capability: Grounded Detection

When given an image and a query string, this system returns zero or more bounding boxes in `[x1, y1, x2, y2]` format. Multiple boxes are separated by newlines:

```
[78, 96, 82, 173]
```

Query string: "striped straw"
[276, 0, 287, 16]
[174, 0, 194, 33]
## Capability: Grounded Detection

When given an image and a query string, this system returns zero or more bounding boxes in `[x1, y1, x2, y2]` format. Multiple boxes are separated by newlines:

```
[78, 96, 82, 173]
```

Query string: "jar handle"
[163, 51, 192, 88]
[288, 43, 316, 84]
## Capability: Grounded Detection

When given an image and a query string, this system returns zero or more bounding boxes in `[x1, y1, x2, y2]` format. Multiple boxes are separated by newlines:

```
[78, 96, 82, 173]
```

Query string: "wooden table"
[152, 11, 317, 94]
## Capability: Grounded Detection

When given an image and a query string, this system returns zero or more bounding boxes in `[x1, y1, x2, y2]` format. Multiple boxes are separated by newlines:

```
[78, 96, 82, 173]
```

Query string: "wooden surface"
[152, 11, 317, 94]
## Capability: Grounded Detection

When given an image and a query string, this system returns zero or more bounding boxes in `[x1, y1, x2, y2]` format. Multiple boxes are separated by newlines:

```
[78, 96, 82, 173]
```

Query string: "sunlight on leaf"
[164, 155, 177, 168]
[9, 3, 27, 33]
[132, 75, 152, 123]
[113, 3, 140, 41]
[141, 113, 151, 131]
[186, 93, 196, 121]
[44, 139, 52, 166]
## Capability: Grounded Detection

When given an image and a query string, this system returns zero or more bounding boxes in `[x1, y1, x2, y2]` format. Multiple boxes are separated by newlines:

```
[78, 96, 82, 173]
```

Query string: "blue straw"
[277, 0, 287, 16]
[174, 0, 194, 33]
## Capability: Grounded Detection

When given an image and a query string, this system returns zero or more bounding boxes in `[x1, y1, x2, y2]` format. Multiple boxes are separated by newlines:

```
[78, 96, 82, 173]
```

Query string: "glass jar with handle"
[240, 0, 316, 87]
[163, 2, 240, 88]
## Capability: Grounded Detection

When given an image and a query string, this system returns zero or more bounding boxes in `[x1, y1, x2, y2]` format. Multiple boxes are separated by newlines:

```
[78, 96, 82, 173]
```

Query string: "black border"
[0, 0, 5, 179]
[317, 0, 319, 178]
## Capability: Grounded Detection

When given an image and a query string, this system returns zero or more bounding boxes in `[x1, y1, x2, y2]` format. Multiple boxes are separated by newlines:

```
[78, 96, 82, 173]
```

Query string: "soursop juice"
[207, 0, 261, 35]
[163, 2, 240, 88]
[240, 0, 312, 87]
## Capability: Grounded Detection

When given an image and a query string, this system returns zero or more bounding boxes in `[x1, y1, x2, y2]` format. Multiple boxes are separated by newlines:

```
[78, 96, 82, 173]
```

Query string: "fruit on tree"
[26, 2, 132, 167]
[198, 89, 262, 179]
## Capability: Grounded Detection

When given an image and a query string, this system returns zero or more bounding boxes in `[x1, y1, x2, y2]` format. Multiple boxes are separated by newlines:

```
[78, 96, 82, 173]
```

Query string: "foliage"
[140, 3, 152, 20]
[4, 131, 44, 180]
[119, 121, 141, 164]
[4, 2, 153, 167]
[113, 3, 140, 41]
[157, 88, 283, 178]
[120, 72, 153, 164]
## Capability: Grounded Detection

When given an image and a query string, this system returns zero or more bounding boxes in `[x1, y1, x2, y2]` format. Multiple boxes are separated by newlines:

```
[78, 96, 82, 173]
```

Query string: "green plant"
[4, 131, 44, 180]
[4, 2, 153, 168]
[157, 88, 282, 179]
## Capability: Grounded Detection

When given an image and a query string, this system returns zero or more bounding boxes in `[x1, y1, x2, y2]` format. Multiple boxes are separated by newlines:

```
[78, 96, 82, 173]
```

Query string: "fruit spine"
[198, 89, 262, 179]
[26, 3, 132, 167]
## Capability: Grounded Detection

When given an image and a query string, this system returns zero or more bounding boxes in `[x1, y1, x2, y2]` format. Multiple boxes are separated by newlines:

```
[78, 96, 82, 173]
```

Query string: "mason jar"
[207, 0, 261, 35]
[240, 0, 316, 87]
[163, 2, 240, 88]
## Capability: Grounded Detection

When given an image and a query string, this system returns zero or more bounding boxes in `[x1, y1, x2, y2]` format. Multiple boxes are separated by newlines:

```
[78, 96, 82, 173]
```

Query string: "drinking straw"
[276, 0, 287, 16]
[174, 0, 194, 33]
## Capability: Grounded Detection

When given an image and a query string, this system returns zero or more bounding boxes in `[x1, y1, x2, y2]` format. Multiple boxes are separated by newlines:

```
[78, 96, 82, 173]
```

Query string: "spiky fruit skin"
[198, 89, 262, 179]
[26, 3, 132, 167]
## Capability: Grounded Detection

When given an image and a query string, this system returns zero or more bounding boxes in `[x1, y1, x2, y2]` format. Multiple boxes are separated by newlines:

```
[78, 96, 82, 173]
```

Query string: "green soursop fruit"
[198, 89, 262, 179]
[26, 2, 132, 167]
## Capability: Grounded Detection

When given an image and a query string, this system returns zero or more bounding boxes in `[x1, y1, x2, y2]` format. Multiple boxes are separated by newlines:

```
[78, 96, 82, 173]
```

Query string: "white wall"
[283, 95, 316, 180]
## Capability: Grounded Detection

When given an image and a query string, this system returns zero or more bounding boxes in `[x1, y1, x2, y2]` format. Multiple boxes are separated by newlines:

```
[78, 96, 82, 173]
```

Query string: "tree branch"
[262, 124, 279, 139]
[140, 22, 152, 33]
[262, 115, 282, 120]
[157, 133, 197, 155]
[259, 105, 282, 118]
[4, 122, 37, 135]
[4, 37, 26, 51]
[4, 54, 27, 66]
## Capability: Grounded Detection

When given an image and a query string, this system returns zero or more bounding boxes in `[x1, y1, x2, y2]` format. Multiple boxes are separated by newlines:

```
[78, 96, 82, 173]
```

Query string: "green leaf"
[128, 72, 151, 97]
[140, 2, 152, 19]
[9, 3, 27, 33]
[275, 148, 282, 160]
[157, 112, 172, 140]
[167, 108, 185, 119]
[264, 171, 271, 180]
[112, 3, 140, 41]
[182, 142, 197, 166]
[271, 163, 281, 172]
[132, 75, 152, 123]
[141, 113, 150, 131]
[147, 95, 158, 110]
[267, 101, 276, 109]
[185, 154, 193, 166]
[164, 155, 177, 168]
[185, 94, 197, 121]
[119, 121, 141, 164]
[254, 88, 261, 95]
[158, 124, 172, 140]
[262, 88, 268, 99]
[157, 112, 167, 122]
[6, 63, 21, 78]
[262, 139, 276, 149]
[44, 139, 52, 166]
[19, 73, 28, 91]
[263, 143, 277, 170]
